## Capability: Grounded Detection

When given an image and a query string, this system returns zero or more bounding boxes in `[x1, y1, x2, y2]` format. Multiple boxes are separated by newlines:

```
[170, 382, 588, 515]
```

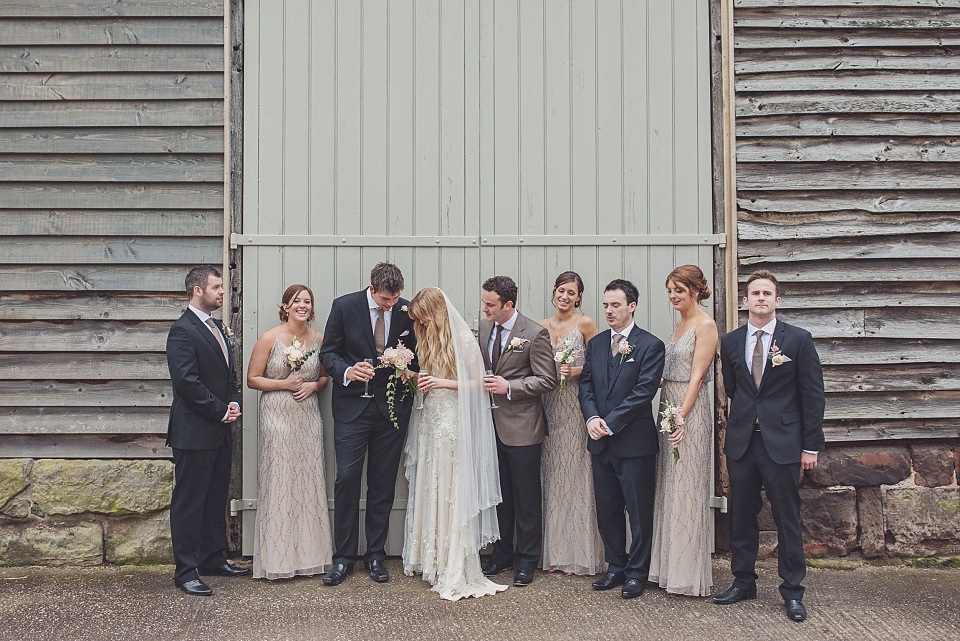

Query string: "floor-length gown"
[649, 325, 714, 596]
[403, 388, 508, 601]
[253, 337, 333, 579]
[540, 327, 605, 575]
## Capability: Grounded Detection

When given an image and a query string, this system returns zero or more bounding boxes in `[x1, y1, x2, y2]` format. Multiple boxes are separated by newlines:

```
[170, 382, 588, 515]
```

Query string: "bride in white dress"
[403, 287, 507, 601]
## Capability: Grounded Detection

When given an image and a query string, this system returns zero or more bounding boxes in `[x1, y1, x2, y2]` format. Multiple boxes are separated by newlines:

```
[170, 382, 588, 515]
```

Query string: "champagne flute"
[415, 370, 430, 410]
[361, 358, 375, 398]
[484, 369, 499, 409]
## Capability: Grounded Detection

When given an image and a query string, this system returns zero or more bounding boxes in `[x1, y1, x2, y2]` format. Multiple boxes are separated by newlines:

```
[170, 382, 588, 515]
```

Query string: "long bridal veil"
[402, 289, 502, 564]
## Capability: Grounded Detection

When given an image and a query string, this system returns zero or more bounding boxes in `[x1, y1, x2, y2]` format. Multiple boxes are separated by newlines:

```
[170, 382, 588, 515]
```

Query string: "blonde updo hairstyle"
[665, 265, 711, 304]
[408, 287, 457, 380]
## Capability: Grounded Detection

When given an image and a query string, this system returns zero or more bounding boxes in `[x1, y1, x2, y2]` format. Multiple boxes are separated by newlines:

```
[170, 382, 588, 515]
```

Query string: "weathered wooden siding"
[733, 0, 960, 442]
[0, 0, 226, 457]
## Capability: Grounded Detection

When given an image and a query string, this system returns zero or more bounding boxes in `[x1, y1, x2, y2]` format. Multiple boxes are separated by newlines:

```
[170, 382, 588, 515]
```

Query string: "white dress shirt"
[342, 288, 396, 386]
[187, 304, 237, 419]
[745, 317, 777, 380]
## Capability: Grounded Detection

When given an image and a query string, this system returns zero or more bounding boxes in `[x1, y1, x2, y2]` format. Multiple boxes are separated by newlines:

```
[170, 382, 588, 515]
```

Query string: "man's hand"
[400, 368, 417, 383]
[482, 374, 509, 395]
[347, 361, 375, 382]
[587, 417, 609, 441]
[801, 451, 818, 470]
[222, 402, 241, 423]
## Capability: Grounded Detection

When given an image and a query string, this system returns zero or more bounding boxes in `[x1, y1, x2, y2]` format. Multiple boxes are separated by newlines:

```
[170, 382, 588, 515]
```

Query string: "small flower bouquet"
[659, 399, 683, 463]
[618, 341, 633, 364]
[284, 336, 317, 372]
[768, 341, 792, 367]
[377, 341, 418, 429]
[506, 337, 528, 353]
[554, 340, 582, 399]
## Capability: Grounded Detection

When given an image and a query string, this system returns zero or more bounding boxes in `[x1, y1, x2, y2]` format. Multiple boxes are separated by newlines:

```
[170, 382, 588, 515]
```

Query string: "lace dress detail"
[403, 388, 508, 600]
[649, 325, 714, 596]
[540, 327, 605, 575]
[253, 338, 333, 579]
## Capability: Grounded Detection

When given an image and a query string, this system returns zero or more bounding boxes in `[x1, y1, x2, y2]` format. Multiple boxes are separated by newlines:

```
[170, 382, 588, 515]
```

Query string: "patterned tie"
[611, 333, 623, 358]
[752, 329, 765, 390]
[205, 318, 229, 364]
[491, 324, 504, 372]
[374, 308, 386, 355]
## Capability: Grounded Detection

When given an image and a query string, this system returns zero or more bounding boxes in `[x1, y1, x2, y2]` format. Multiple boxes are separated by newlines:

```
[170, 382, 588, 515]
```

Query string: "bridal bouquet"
[553, 340, 582, 399]
[284, 336, 317, 372]
[659, 400, 683, 463]
[376, 341, 418, 429]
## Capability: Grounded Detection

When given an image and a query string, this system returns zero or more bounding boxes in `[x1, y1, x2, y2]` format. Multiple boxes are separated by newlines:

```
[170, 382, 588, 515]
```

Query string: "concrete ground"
[1, 558, 958, 641]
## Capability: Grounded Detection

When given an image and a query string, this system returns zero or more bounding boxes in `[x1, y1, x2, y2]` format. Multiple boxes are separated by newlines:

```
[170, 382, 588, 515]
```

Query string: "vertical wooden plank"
[362, 0, 389, 237]
[478, 0, 496, 289]
[544, 0, 571, 237]
[257, 0, 285, 237]
[440, 0, 465, 238]
[413, 0, 441, 286]
[493, 0, 520, 238]
[596, 0, 622, 237]
[647, 0, 674, 236]
[570, 0, 596, 237]
[463, 0, 482, 322]
[337, 0, 363, 236]
[283, 0, 311, 285]
[672, 0, 699, 242]
[622, 0, 648, 237]
[695, 0, 712, 238]
[387, 0, 415, 285]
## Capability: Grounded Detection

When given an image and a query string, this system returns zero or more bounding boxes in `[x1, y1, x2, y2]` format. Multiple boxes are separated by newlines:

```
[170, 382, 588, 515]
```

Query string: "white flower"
[400, 305, 408, 312]
[223, 327, 234, 340]
[554, 352, 565, 363]
[660, 419, 671, 433]
[772, 354, 784, 366]
[618, 342, 633, 356]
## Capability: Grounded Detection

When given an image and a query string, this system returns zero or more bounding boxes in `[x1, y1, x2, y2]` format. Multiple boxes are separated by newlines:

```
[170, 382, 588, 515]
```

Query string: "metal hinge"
[710, 495, 728, 513]
[229, 498, 258, 516]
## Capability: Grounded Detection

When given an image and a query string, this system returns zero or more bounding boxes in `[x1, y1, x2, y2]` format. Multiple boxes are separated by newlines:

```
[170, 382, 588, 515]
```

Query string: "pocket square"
[626, 358, 635, 363]
[400, 330, 410, 337]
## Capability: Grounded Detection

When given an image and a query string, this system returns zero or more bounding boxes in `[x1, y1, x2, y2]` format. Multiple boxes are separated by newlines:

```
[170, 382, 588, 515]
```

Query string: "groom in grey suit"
[477, 276, 558, 587]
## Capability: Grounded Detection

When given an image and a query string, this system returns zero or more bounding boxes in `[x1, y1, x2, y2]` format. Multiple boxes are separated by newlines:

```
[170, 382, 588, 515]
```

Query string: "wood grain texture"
[737, 137, 960, 163]
[0, 100, 224, 127]
[0, 154, 224, 182]
[823, 364, 960, 392]
[0, 18, 224, 45]
[738, 211, 960, 240]
[0, 265, 189, 291]
[0, 352, 171, 379]
[823, 419, 960, 442]
[0, 293, 188, 321]
[736, 92, 960, 116]
[0, 0, 224, 18]
[0, 380, 172, 407]
[0, 434, 171, 458]
[0, 321, 170, 351]
[0, 127, 223, 153]
[0, 72, 223, 100]
[0, 236, 222, 264]
[0, 183, 223, 208]
[0, 210, 222, 236]
[0, 45, 223, 72]
[737, 28, 960, 49]
[0, 407, 169, 435]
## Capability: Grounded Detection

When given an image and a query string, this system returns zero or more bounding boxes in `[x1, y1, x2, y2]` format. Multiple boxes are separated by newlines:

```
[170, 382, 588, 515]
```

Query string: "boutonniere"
[618, 341, 634, 364]
[400, 305, 408, 312]
[223, 326, 234, 341]
[506, 337, 528, 353]
[768, 341, 792, 367]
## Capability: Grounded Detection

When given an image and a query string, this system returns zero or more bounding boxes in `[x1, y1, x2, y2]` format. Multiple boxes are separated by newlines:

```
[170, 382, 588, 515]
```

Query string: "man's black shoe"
[712, 584, 757, 605]
[322, 562, 353, 586]
[621, 578, 644, 599]
[198, 563, 250, 577]
[365, 559, 390, 583]
[176, 579, 212, 596]
[482, 561, 513, 577]
[513, 569, 533, 586]
[591, 571, 626, 591]
[785, 599, 807, 622]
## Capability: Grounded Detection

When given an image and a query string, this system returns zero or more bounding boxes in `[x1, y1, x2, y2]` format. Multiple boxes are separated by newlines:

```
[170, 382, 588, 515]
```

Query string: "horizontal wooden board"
[737, 114, 960, 137]
[737, 137, 960, 163]
[0, 209, 222, 236]
[775, 286, 960, 310]
[0, 154, 223, 182]
[0, 101, 224, 127]
[815, 338, 960, 365]
[737, 71, 960, 92]
[740, 308, 864, 337]
[735, 8, 960, 29]
[0, 265, 192, 291]
[736, 28, 960, 49]
[0, 434, 171, 458]
[0, 352, 171, 379]
[0, 235, 222, 264]
[740, 234, 960, 264]
[0, 72, 223, 100]
[736, 50, 960, 75]
[0, 127, 223, 153]
[0, 407, 168, 435]
[823, 419, 960, 442]
[0, 380, 172, 407]
[738, 162, 960, 190]
[0, 320, 170, 351]
[823, 364, 960, 393]
[0, 183, 223, 208]
[0, 293, 188, 321]
[738, 212, 960, 240]
[736, 92, 960, 117]
[738, 189, 960, 213]
[824, 390, 960, 420]
[0, 0, 223, 17]
[0, 18, 224, 46]
[740, 258, 960, 283]
[0, 45, 223, 73]
[865, 308, 960, 339]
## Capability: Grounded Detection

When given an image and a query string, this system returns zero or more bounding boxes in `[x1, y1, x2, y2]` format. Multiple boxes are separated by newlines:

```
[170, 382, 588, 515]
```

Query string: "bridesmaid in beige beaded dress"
[539, 271, 604, 575]
[650, 265, 719, 596]
[246, 284, 333, 579]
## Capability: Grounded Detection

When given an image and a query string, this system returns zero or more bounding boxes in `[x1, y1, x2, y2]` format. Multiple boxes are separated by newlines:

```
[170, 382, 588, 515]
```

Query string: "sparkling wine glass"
[415, 370, 430, 410]
[361, 358, 375, 398]
[484, 369, 499, 409]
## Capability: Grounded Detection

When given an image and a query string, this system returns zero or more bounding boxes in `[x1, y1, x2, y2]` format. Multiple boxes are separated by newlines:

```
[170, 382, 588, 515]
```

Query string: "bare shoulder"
[578, 315, 600, 339]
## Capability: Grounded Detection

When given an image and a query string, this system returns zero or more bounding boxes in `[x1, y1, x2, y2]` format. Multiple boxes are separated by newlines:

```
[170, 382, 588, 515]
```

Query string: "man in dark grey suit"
[714, 269, 825, 623]
[166, 265, 249, 596]
[478, 276, 557, 587]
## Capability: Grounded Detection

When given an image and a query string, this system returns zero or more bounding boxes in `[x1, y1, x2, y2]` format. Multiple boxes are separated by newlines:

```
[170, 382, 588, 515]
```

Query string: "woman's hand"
[558, 364, 572, 378]
[283, 371, 304, 392]
[668, 412, 685, 445]
[418, 375, 440, 393]
[292, 380, 317, 402]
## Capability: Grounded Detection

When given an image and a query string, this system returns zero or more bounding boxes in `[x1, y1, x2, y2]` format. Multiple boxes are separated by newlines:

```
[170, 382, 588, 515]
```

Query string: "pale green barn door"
[240, 0, 718, 556]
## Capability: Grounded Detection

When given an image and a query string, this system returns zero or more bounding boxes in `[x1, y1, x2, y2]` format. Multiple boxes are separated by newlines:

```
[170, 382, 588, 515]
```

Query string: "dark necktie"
[374, 308, 386, 355]
[752, 329, 765, 389]
[491, 324, 504, 371]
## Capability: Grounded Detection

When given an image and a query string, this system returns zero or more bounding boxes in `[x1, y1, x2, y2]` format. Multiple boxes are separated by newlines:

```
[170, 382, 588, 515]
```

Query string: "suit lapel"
[480, 321, 494, 370]
[386, 298, 407, 348]
[355, 290, 377, 355]
[186, 311, 229, 372]
[757, 320, 786, 394]
[606, 324, 640, 396]
[594, 329, 611, 397]
[494, 314, 523, 374]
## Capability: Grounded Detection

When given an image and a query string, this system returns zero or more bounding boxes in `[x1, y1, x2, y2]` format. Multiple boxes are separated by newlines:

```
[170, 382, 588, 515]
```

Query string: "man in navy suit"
[166, 265, 249, 596]
[579, 279, 665, 599]
[319, 262, 418, 586]
[713, 269, 825, 623]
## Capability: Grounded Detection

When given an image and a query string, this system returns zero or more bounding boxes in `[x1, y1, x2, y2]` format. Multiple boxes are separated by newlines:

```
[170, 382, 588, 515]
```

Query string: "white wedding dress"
[402, 290, 507, 601]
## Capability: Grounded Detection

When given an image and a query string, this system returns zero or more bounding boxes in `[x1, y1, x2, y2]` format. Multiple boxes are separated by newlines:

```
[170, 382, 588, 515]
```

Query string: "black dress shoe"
[482, 561, 513, 576]
[365, 559, 389, 583]
[621, 578, 645, 599]
[592, 571, 626, 591]
[712, 584, 757, 605]
[176, 579, 212, 596]
[785, 599, 807, 622]
[322, 562, 353, 586]
[199, 562, 251, 577]
[513, 569, 533, 586]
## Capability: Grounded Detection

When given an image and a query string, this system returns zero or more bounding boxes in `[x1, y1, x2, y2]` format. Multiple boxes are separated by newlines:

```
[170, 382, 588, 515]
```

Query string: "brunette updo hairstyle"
[278, 284, 316, 322]
[665, 265, 711, 304]
[552, 271, 585, 309]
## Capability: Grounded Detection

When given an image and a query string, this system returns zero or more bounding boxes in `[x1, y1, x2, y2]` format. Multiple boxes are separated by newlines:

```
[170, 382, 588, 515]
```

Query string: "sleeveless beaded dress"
[649, 324, 714, 596]
[253, 337, 333, 579]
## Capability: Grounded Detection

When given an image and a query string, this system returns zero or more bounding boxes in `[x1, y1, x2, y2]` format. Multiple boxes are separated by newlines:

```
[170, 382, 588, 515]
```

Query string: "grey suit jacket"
[479, 312, 558, 446]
